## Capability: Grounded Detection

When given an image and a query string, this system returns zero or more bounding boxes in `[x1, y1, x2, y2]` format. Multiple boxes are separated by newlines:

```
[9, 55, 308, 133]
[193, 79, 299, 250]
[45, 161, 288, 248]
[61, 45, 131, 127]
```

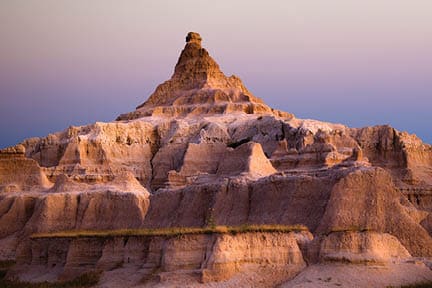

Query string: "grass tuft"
[30, 224, 309, 239]
[327, 226, 374, 235]
[0, 261, 15, 270]
[0, 271, 100, 288]
[386, 282, 432, 288]
[0, 260, 15, 283]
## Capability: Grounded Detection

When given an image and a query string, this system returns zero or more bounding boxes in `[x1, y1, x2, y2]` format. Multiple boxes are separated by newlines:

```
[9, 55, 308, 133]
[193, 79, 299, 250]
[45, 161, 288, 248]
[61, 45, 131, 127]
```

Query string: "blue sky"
[1, 0, 431, 148]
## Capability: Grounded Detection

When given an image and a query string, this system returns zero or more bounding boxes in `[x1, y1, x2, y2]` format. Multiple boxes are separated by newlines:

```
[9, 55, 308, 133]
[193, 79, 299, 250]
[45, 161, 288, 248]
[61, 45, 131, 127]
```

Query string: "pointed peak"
[186, 32, 202, 46]
[172, 32, 223, 83]
[116, 33, 293, 120]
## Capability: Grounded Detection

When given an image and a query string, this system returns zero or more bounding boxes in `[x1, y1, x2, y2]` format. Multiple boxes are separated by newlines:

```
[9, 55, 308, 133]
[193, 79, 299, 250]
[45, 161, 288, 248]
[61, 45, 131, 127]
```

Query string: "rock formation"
[117, 32, 290, 120]
[1, 32, 431, 287]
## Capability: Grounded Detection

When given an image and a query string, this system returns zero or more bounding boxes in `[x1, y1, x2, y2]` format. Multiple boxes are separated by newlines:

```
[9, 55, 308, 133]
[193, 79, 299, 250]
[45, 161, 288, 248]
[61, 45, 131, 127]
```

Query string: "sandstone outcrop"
[0, 145, 52, 192]
[318, 231, 410, 264]
[1, 32, 432, 287]
[11, 232, 308, 287]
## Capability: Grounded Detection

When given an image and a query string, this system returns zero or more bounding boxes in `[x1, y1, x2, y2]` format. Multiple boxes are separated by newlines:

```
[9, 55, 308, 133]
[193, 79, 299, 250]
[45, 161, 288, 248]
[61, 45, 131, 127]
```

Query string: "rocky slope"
[1, 32, 432, 287]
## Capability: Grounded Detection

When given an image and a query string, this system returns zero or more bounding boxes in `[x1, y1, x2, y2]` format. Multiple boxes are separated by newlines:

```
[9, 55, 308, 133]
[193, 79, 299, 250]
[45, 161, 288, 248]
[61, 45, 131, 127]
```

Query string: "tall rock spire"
[171, 32, 225, 88]
[117, 32, 291, 120]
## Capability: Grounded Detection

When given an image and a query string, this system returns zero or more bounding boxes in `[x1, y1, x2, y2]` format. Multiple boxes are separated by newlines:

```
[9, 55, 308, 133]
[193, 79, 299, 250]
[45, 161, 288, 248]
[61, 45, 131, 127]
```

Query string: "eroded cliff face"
[1, 32, 432, 286]
[9, 232, 308, 287]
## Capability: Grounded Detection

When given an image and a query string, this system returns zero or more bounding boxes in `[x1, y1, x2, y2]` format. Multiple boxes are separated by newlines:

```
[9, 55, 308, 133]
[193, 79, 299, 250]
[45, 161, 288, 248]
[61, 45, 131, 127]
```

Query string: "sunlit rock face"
[117, 32, 291, 120]
[1, 32, 432, 287]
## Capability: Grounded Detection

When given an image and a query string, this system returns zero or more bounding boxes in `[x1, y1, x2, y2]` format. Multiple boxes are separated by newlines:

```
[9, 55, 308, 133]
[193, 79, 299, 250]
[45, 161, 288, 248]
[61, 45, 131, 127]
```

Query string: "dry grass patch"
[0, 263, 100, 288]
[327, 226, 374, 235]
[0, 261, 15, 270]
[387, 282, 432, 288]
[31, 224, 308, 239]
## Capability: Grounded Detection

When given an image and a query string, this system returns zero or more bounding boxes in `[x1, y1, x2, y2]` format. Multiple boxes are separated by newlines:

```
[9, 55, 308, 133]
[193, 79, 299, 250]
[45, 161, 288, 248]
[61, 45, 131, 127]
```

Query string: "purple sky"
[1, 0, 431, 148]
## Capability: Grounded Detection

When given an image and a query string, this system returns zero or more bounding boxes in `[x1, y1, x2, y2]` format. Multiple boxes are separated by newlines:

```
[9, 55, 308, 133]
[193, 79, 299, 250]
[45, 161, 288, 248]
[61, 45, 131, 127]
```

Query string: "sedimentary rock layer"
[11, 232, 308, 287]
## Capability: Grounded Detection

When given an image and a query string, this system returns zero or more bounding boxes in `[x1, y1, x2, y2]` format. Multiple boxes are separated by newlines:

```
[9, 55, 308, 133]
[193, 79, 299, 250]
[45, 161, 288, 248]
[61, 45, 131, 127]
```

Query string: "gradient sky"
[1, 0, 431, 148]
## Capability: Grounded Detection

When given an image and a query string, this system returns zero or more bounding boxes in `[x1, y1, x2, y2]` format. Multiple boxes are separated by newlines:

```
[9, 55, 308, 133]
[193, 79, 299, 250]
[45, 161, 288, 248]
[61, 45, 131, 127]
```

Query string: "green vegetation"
[0, 260, 100, 288]
[387, 282, 432, 288]
[0, 261, 15, 283]
[31, 224, 309, 239]
[326, 226, 374, 235]
[0, 261, 15, 270]
[227, 138, 250, 148]
[0, 271, 100, 288]
[205, 207, 216, 228]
